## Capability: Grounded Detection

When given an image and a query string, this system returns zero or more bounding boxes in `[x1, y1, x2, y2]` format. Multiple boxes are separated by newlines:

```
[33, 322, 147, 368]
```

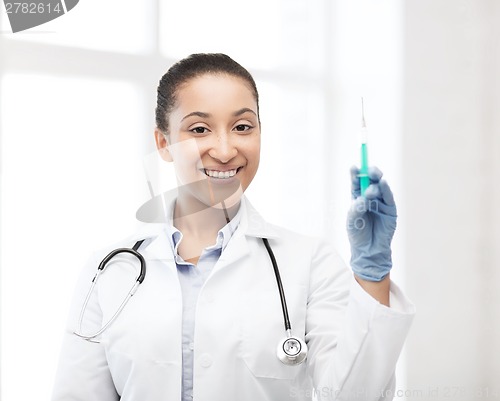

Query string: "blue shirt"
[165, 207, 242, 401]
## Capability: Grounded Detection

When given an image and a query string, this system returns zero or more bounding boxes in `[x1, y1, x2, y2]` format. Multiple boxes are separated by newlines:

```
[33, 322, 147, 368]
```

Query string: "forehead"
[173, 73, 257, 112]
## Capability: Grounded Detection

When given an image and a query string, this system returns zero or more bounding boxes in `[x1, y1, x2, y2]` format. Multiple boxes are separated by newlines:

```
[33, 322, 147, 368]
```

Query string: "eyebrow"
[181, 108, 257, 122]
[181, 111, 210, 122]
[232, 107, 257, 117]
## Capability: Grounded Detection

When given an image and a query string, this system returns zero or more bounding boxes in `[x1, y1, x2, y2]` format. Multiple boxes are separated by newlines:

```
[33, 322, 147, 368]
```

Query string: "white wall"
[403, 0, 500, 398]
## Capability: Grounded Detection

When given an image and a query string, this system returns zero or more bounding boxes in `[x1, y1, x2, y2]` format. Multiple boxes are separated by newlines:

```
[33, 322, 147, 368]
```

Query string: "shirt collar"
[164, 200, 243, 255]
[136, 194, 279, 262]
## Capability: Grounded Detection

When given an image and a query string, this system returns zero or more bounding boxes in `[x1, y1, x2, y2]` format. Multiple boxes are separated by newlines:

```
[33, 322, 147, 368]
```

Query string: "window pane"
[159, 0, 283, 70]
[159, 0, 327, 73]
[0, 74, 146, 400]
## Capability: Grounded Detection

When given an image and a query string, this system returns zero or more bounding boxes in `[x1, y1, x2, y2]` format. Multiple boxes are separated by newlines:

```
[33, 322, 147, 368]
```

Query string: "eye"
[190, 126, 209, 135]
[234, 124, 252, 132]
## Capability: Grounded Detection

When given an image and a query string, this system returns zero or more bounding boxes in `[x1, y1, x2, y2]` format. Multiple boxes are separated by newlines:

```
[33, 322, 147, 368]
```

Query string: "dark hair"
[155, 53, 260, 133]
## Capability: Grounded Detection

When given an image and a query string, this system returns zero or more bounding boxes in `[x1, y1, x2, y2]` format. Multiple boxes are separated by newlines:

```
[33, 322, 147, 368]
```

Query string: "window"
[0, 73, 145, 399]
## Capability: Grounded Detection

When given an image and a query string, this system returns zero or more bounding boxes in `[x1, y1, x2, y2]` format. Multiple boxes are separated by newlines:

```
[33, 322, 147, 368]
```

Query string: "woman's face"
[155, 73, 261, 209]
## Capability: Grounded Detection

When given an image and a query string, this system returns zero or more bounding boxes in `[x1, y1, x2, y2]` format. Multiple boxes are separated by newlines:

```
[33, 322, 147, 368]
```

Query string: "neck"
[173, 196, 241, 238]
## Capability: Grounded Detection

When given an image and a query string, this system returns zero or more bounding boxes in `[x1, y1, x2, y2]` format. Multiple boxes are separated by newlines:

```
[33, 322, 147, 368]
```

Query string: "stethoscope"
[74, 238, 308, 366]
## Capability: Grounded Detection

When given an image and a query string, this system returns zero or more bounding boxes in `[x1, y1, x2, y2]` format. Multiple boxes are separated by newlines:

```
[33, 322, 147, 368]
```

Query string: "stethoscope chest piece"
[277, 334, 308, 365]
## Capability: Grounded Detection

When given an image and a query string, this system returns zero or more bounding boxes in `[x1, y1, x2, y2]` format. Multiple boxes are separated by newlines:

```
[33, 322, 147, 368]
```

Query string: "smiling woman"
[51, 53, 414, 401]
[154, 56, 262, 273]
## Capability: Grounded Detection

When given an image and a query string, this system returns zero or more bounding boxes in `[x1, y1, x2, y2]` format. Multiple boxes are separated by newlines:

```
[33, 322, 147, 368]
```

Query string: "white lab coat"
[52, 197, 415, 401]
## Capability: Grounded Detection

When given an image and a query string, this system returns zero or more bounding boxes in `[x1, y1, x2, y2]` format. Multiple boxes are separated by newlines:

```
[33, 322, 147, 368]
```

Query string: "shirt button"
[199, 353, 213, 368]
[189, 342, 195, 351]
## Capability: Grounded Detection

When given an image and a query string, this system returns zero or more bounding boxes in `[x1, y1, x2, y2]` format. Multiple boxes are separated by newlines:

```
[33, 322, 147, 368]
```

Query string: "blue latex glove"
[346, 166, 397, 282]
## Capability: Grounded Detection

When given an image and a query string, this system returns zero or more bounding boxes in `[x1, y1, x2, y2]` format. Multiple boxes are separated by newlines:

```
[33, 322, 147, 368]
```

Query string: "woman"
[52, 53, 414, 401]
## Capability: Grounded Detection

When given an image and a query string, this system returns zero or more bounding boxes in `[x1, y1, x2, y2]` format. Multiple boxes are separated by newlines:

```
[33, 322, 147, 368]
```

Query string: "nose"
[208, 131, 237, 163]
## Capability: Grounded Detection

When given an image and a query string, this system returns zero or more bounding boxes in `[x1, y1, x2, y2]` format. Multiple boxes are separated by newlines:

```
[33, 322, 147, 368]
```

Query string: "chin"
[209, 185, 244, 210]
[182, 177, 244, 209]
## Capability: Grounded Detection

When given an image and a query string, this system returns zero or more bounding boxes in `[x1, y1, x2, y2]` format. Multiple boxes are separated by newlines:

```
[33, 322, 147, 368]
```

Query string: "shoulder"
[90, 223, 166, 261]
[242, 196, 344, 262]
[245, 216, 348, 285]
[263, 221, 323, 250]
[242, 197, 324, 247]
[268, 223, 345, 267]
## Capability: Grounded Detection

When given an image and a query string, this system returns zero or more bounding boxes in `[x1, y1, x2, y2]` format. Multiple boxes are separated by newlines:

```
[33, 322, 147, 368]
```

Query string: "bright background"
[1, 0, 499, 400]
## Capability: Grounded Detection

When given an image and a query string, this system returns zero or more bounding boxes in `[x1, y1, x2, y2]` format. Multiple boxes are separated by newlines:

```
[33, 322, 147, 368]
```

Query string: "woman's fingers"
[378, 179, 396, 207]
[350, 165, 385, 199]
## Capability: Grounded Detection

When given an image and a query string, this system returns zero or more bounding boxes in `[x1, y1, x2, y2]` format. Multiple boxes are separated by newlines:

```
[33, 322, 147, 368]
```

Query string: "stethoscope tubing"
[262, 237, 291, 332]
[97, 240, 146, 282]
[74, 237, 307, 364]
[74, 240, 146, 341]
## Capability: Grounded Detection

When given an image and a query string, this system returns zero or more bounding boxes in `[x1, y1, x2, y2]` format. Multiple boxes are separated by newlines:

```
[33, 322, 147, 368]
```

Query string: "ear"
[154, 128, 173, 162]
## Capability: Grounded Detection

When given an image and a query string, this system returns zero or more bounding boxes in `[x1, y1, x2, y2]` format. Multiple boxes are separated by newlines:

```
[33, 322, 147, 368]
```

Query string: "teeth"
[204, 169, 238, 178]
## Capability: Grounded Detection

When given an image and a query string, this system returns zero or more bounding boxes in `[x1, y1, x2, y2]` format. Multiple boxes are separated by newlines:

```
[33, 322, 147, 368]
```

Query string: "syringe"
[359, 97, 370, 196]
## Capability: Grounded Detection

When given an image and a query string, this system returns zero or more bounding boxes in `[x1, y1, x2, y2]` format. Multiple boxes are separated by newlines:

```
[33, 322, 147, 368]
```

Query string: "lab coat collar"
[133, 194, 279, 262]
[238, 196, 279, 239]
[133, 223, 172, 262]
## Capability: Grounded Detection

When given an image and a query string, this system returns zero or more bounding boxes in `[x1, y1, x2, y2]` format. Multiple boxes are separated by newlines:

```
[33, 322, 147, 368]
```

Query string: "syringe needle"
[361, 97, 366, 129]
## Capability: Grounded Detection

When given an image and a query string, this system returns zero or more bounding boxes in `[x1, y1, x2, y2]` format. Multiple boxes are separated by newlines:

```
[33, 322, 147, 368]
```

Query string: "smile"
[204, 167, 242, 179]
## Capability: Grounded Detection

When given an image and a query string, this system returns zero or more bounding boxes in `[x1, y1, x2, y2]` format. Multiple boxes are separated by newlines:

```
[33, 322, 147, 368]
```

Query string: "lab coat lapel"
[214, 197, 279, 271]
[142, 228, 174, 261]
[133, 223, 177, 277]
[216, 230, 250, 269]
[241, 197, 279, 240]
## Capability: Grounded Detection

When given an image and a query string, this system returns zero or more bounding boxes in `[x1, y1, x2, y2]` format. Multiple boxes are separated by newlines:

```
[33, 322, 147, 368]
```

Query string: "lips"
[203, 167, 243, 179]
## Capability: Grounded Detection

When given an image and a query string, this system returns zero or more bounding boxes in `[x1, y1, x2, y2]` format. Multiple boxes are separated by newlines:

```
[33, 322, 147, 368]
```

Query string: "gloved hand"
[346, 166, 397, 282]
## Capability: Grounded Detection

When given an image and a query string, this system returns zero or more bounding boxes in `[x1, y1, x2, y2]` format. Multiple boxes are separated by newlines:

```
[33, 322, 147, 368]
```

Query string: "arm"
[355, 275, 390, 307]
[305, 241, 415, 401]
[51, 255, 119, 401]
[305, 167, 414, 400]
